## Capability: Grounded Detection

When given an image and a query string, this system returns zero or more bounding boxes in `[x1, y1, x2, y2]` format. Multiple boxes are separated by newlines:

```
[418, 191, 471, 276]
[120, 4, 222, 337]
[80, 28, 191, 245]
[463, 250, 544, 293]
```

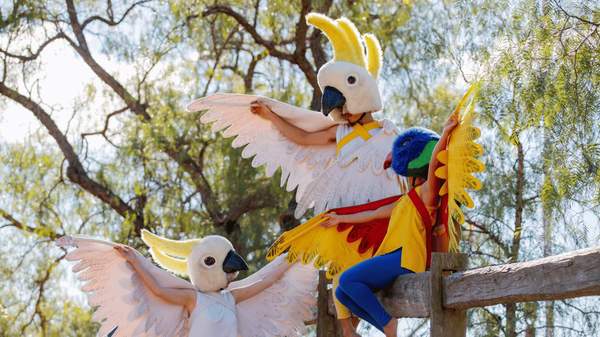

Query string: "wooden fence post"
[430, 253, 468, 337]
[317, 270, 343, 337]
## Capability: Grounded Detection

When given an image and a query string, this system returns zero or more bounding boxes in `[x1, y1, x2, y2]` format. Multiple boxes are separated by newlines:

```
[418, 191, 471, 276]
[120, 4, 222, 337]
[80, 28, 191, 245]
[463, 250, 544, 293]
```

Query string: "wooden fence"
[316, 246, 600, 337]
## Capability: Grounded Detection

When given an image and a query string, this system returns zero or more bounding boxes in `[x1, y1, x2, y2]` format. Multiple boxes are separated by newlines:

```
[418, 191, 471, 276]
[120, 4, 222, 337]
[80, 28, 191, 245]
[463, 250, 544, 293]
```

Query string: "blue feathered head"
[390, 127, 440, 178]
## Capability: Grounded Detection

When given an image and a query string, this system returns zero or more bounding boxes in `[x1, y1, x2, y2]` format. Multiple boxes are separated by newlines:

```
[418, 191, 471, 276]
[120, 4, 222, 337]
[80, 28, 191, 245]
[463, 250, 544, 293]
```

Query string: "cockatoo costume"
[267, 86, 485, 321]
[57, 230, 317, 337]
[187, 13, 407, 219]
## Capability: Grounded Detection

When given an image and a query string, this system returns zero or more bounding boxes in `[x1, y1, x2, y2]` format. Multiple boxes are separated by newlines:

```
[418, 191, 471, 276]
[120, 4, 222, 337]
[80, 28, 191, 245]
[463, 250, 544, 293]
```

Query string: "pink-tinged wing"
[57, 236, 194, 337]
[188, 93, 338, 205]
[230, 255, 318, 337]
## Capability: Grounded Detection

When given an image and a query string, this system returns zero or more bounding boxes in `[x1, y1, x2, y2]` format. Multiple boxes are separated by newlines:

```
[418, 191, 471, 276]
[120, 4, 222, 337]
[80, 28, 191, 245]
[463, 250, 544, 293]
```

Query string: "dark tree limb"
[203, 5, 296, 63]
[0, 33, 65, 62]
[0, 82, 140, 228]
[80, 0, 152, 30]
[65, 0, 150, 120]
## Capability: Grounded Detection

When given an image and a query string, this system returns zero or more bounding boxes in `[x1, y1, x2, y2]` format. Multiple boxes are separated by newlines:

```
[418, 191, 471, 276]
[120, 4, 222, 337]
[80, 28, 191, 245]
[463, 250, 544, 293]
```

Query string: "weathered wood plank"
[327, 247, 600, 319]
[317, 270, 343, 337]
[430, 253, 468, 337]
[379, 272, 431, 317]
[444, 246, 600, 309]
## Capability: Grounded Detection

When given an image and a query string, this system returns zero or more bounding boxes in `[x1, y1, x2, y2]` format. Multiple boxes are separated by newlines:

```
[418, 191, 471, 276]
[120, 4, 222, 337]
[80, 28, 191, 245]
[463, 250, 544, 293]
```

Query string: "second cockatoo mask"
[141, 230, 248, 292]
[306, 13, 383, 121]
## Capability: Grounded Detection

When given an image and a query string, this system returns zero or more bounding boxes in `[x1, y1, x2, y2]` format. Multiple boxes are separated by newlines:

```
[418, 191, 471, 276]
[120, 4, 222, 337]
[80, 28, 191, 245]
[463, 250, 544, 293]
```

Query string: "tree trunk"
[542, 104, 555, 337]
[506, 140, 526, 337]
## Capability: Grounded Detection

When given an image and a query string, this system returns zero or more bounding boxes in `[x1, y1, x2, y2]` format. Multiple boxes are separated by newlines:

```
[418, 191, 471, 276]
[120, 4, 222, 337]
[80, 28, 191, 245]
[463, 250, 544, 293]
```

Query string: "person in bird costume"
[187, 13, 407, 220]
[187, 13, 407, 333]
[267, 87, 484, 336]
[57, 230, 317, 337]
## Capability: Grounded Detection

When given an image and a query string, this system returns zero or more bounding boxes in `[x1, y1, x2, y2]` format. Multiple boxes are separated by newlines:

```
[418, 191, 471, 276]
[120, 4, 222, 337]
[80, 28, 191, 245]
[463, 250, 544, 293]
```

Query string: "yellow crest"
[141, 229, 202, 276]
[306, 13, 383, 78]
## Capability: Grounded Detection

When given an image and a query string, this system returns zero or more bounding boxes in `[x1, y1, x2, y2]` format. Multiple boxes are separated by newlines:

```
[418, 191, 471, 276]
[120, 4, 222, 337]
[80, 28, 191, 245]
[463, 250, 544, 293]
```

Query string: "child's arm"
[421, 114, 459, 209]
[320, 202, 396, 228]
[250, 101, 337, 146]
[230, 258, 289, 303]
[113, 245, 197, 314]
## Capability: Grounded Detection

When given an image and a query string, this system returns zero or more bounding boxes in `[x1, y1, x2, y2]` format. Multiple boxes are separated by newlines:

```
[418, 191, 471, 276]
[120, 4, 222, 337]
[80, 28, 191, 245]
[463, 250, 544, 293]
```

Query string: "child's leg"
[335, 287, 383, 331]
[336, 249, 412, 332]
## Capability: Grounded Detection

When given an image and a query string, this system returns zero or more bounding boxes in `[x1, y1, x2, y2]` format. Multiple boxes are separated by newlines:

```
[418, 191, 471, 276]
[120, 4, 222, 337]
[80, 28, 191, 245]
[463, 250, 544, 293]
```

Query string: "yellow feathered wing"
[435, 85, 485, 252]
[267, 213, 373, 278]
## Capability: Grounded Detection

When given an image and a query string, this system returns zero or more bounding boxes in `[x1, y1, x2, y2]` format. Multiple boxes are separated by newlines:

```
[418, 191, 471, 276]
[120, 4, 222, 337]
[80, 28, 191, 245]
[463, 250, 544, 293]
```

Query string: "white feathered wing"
[188, 93, 338, 202]
[57, 236, 194, 337]
[230, 254, 318, 337]
[188, 93, 406, 217]
[296, 119, 406, 216]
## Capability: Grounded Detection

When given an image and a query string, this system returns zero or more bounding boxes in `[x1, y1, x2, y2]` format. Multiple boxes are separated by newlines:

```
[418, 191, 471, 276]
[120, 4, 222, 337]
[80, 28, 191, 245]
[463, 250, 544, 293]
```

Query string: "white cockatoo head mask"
[306, 13, 383, 122]
[141, 230, 248, 292]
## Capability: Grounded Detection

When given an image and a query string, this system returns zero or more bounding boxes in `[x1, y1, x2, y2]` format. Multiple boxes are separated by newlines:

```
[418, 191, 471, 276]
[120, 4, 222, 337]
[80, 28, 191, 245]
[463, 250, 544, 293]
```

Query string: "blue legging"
[335, 249, 413, 332]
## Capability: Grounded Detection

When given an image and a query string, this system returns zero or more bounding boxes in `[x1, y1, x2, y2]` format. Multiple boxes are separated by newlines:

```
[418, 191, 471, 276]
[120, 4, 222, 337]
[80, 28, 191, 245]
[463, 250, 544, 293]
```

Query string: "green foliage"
[0, 0, 598, 336]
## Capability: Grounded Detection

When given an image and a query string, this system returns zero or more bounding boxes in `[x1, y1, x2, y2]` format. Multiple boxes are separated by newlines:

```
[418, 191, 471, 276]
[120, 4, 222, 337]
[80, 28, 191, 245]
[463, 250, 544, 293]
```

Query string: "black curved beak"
[321, 86, 346, 116]
[222, 250, 248, 273]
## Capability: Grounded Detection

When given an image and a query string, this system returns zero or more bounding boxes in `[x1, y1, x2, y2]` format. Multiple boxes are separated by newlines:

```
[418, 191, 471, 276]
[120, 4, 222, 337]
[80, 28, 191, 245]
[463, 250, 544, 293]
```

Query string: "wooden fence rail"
[319, 246, 600, 337]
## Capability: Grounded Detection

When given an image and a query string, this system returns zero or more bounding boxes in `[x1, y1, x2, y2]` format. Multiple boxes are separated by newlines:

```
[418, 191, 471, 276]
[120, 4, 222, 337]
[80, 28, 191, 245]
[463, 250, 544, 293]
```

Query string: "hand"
[250, 100, 274, 120]
[113, 245, 139, 266]
[443, 113, 459, 133]
[321, 213, 343, 228]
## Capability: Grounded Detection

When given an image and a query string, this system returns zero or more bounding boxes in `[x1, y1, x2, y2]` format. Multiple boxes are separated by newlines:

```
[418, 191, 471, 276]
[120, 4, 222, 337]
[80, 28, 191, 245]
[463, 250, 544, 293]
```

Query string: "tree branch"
[0, 208, 59, 239]
[65, 0, 150, 120]
[552, 1, 599, 27]
[202, 5, 295, 63]
[0, 82, 139, 227]
[0, 33, 65, 62]
[80, 0, 152, 31]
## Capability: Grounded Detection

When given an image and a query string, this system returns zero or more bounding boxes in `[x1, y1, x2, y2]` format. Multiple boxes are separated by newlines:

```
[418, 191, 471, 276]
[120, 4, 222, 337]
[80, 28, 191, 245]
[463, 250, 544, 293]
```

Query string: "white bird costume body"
[187, 13, 407, 218]
[57, 230, 317, 337]
[189, 291, 237, 337]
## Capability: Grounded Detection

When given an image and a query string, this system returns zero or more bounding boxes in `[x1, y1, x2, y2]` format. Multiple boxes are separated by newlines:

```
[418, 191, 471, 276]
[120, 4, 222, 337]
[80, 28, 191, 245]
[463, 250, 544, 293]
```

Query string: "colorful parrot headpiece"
[390, 127, 440, 179]
[306, 13, 383, 121]
[141, 229, 248, 292]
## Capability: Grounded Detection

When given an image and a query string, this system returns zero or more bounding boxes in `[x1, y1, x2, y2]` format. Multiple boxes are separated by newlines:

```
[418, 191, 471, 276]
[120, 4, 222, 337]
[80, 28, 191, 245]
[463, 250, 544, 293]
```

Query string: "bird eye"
[203, 256, 216, 266]
[346, 75, 357, 86]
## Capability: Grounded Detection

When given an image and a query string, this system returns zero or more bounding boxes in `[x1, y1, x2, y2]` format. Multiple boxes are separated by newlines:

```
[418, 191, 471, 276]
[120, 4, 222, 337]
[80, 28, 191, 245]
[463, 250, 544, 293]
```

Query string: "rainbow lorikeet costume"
[267, 86, 484, 321]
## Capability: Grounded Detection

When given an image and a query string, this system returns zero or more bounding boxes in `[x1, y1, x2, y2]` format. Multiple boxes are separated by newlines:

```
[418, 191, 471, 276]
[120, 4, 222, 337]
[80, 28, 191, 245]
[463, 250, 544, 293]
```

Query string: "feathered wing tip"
[306, 13, 383, 78]
[363, 33, 382, 78]
[435, 84, 485, 251]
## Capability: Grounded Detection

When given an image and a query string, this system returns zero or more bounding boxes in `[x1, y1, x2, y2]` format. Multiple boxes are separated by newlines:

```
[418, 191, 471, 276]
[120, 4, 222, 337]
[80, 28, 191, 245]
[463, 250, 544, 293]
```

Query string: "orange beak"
[383, 152, 392, 170]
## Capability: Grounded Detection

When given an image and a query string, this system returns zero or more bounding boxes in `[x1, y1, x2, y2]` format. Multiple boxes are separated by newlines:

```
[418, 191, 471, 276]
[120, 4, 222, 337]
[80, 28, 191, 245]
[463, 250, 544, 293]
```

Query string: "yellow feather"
[141, 229, 200, 259]
[306, 13, 353, 63]
[336, 18, 366, 67]
[435, 166, 448, 179]
[437, 149, 448, 164]
[149, 248, 188, 276]
[267, 213, 371, 279]
[439, 181, 448, 196]
[306, 13, 378, 70]
[442, 83, 485, 250]
[363, 33, 382, 78]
